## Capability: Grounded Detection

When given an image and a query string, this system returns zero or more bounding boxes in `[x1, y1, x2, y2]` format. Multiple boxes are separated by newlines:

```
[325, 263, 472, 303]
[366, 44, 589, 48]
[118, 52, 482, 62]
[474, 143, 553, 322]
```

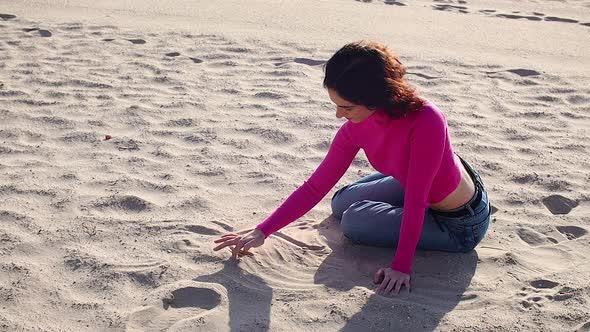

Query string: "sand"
[0, 0, 589, 331]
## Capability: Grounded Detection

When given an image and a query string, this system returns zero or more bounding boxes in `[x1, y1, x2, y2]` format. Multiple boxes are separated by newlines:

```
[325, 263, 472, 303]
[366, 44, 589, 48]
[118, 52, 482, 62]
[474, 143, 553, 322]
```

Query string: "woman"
[213, 41, 491, 295]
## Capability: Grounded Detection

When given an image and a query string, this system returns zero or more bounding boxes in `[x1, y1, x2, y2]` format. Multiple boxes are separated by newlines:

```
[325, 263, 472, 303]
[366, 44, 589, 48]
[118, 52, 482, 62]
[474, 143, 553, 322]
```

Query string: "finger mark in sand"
[0, 14, 16, 20]
[127, 38, 146, 45]
[165, 52, 180, 57]
[102, 38, 114, 42]
[189, 57, 203, 63]
[581, 23, 590, 27]
[542, 195, 578, 215]
[272, 232, 326, 251]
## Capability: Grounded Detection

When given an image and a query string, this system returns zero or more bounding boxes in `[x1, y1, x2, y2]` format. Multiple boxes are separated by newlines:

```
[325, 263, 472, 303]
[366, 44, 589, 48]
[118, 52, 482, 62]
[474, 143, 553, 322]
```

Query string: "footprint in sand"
[293, 58, 325, 66]
[432, 4, 469, 14]
[0, 14, 16, 20]
[544, 16, 578, 23]
[495, 13, 542, 21]
[127, 282, 228, 331]
[542, 194, 579, 215]
[23, 27, 52, 37]
[576, 320, 590, 332]
[127, 38, 146, 45]
[490, 204, 498, 215]
[384, 1, 407, 6]
[485, 68, 541, 77]
[516, 279, 576, 309]
[516, 224, 587, 247]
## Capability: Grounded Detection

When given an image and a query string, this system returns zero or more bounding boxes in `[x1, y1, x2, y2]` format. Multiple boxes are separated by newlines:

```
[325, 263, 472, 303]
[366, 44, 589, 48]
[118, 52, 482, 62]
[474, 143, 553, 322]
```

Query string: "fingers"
[384, 278, 398, 294]
[378, 276, 390, 292]
[373, 268, 385, 284]
[393, 279, 403, 294]
[213, 237, 239, 251]
[404, 279, 411, 293]
[378, 276, 409, 295]
[213, 231, 261, 258]
[225, 247, 253, 257]
[232, 238, 247, 259]
[213, 233, 238, 244]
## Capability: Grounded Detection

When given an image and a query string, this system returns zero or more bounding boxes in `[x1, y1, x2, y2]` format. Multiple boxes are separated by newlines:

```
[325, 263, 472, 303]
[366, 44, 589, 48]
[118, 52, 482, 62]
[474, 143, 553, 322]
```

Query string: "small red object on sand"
[105, 135, 112, 141]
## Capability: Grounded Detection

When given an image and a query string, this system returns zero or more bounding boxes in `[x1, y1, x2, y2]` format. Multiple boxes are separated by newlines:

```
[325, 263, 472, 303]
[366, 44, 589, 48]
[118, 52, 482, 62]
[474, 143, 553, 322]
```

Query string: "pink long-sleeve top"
[256, 101, 462, 274]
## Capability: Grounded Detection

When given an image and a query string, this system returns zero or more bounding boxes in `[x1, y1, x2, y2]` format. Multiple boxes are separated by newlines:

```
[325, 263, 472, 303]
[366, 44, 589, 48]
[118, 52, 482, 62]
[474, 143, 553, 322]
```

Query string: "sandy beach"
[1, 0, 589, 331]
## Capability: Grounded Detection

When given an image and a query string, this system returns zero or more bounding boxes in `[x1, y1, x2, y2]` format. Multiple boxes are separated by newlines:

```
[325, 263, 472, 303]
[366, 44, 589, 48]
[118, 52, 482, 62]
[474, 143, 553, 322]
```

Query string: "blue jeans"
[331, 158, 490, 253]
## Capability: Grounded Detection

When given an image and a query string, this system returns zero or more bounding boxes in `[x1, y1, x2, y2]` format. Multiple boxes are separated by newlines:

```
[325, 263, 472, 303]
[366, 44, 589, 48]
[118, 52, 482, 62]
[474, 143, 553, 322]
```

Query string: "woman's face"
[328, 89, 374, 123]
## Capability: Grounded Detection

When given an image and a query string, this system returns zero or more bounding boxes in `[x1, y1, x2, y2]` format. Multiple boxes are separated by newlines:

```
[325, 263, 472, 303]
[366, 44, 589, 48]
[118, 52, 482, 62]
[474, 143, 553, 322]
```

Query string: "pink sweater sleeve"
[391, 109, 447, 274]
[256, 124, 359, 236]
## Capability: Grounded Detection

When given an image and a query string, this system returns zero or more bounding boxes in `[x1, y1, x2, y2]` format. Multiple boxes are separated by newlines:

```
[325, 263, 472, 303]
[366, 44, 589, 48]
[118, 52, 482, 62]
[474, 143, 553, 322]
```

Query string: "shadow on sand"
[194, 215, 477, 331]
[313, 216, 478, 331]
[195, 260, 272, 331]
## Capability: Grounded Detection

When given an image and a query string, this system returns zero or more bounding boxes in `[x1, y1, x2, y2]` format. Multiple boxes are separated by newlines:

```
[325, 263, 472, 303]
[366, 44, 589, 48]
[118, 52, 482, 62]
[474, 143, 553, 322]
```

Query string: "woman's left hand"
[373, 267, 410, 295]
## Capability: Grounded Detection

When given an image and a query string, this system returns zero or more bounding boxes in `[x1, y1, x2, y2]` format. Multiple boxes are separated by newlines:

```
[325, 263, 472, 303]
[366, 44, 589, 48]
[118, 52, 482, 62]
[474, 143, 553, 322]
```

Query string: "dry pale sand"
[0, 0, 589, 331]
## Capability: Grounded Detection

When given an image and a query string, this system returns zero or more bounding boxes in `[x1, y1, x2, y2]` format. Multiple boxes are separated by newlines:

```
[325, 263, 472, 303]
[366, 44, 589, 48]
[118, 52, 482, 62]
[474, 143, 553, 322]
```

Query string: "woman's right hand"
[213, 228, 266, 259]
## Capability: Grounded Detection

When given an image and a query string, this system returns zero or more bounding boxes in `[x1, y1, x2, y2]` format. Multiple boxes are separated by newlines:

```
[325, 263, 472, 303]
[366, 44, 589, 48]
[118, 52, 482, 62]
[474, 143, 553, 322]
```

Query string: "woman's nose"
[336, 109, 345, 118]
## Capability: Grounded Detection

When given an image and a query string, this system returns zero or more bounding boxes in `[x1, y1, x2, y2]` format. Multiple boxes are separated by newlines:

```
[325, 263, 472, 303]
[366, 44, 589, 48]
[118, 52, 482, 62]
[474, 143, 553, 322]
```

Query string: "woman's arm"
[256, 124, 360, 236]
[391, 107, 447, 274]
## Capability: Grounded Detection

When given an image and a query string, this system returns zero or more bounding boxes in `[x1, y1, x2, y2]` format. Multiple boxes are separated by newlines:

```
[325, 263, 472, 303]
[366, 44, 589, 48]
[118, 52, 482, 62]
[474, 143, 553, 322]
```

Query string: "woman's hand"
[373, 267, 410, 295]
[213, 228, 266, 259]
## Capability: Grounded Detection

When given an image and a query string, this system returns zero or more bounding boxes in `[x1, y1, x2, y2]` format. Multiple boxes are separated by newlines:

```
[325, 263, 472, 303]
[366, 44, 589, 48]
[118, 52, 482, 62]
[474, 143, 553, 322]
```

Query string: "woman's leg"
[331, 172, 405, 220]
[339, 200, 464, 252]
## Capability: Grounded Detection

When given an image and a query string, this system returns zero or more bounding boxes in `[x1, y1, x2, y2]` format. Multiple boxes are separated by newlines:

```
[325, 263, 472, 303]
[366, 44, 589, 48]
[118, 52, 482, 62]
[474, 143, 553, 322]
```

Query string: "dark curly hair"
[323, 41, 424, 118]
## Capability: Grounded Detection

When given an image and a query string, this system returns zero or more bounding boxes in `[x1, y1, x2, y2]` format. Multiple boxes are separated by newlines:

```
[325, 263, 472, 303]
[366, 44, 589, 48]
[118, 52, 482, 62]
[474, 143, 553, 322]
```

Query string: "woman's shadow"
[313, 216, 479, 331]
[195, 259, 272, 332]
